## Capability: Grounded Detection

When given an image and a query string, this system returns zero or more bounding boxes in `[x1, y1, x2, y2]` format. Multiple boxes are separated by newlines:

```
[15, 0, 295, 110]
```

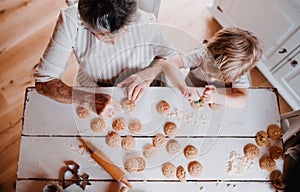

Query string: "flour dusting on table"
[227, 151, 254, 176]
[167, 108, 207, 128]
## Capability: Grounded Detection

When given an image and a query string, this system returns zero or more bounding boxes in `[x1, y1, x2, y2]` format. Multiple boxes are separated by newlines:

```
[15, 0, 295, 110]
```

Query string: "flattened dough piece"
[128, 119, 142, 133]
[166, 139, 181, 155]
[143, 144, 158, 159]
[76, 105, 91, 119]
[112, 117, 126, 131]
[120, 99, 136, 114]
[105, 131, 121, 148]
[121, 135, 136, 151]
[124, 157, 146, 173]
[90, 117, 106, 133]
[152, 133, 167, 148]
[162, 162, 176, 178]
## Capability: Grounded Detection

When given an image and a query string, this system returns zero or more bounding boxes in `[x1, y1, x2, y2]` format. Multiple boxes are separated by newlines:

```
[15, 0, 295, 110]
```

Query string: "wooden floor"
[0, 0, 292, 191]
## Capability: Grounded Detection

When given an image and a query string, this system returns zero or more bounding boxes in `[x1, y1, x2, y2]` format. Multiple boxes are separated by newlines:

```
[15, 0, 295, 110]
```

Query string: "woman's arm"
[35, 79, 113, 117]
[35, 79, 75, 104]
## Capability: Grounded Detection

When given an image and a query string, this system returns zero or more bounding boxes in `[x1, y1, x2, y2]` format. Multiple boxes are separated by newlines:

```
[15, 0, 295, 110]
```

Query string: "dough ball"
[255, 131, 271, 147]
[176, 166, 186, 182]
[166, 139, 181, 155]
[183, 145, 199, 160]
[259, 156, 277, 172]
[188, 161, 203, 178]
[112, 117, 126, 132]
[124, 157, 146, 173]
[121, 135, 136, 151]
[162, 162, 176, 178]
[90, 117, 106, 133]
[267, 124, 282, 140]
[163, 122, 178, 138]
[76, 105, 91, 119]
[143, 144, 158, 159]
[105, 131, 121, 148]
[128, 118, 142, 133]
[243, 143, 260, 160]
[152, 133, 167, 148]
[269, 145, 283, 160]
[120, 99, 136, 114]
[156, 100, 170, 114]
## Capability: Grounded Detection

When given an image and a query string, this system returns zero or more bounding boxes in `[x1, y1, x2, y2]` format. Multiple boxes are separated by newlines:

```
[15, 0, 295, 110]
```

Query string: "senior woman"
[35, 0, 174, 118]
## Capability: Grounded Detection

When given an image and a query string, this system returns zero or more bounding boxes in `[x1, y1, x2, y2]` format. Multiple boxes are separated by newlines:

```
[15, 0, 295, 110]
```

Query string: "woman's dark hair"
[78, 0, 137, 33]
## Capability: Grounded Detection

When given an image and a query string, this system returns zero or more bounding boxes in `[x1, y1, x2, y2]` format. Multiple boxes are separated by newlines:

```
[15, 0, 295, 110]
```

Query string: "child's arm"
[160, 55, 187, 94]
[160, 56, 201, 103]
[161, 55, 249, 109]
[204, 86, 248, 108]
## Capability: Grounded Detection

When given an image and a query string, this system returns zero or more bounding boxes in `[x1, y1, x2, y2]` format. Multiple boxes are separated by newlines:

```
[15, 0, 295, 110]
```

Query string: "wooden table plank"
[17, 87, 282, 191]
[16, 180, 276, 192]
[17, 137, 283, 181]
[22, 87, 280, 137]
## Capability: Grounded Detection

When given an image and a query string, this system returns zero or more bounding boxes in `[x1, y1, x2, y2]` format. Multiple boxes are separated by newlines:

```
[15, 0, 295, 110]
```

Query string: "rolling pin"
[78, 137, 132, 188]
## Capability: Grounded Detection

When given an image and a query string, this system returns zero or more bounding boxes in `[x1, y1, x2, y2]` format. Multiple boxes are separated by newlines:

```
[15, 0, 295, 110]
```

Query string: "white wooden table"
[16, 87, 283, 192]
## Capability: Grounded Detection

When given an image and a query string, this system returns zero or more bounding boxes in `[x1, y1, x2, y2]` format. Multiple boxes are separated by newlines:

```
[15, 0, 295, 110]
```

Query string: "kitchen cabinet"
[272, 46, 300, 109]
[208, 0, 300, 110]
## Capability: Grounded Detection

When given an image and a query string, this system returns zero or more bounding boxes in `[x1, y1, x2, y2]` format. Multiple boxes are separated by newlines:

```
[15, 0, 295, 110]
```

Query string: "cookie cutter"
[62, 161, 91, 190]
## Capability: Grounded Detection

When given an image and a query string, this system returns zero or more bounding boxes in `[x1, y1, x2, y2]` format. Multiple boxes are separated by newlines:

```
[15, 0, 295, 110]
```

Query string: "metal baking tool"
[43, 183, 64, 192]
[62, 161, 91, 190]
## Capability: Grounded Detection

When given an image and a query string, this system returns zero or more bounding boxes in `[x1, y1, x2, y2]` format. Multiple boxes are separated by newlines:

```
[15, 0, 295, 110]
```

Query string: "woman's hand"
[117, 72, 153, 102]
[117, 58, 165, 102]
[79, 93, 119, 119]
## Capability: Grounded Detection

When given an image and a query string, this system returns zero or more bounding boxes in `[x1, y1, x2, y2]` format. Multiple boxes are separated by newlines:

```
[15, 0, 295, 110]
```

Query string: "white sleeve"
[34, 10, 77, 82]
[181, 45, 206, 68]
[151, 24, 176, 58]
[152, 31, 176, 58]
[232, 74, 250, 88]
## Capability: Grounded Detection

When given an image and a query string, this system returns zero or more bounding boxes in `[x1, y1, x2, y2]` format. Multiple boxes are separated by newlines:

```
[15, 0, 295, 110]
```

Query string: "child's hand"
[183, 87, 204, 110]
[183, 87, 200, 102]
[202, 85, 217, 103]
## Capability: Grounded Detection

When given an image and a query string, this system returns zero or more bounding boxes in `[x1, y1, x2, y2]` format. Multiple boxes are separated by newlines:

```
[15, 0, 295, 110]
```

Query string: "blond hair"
[205, 27, 262, 83]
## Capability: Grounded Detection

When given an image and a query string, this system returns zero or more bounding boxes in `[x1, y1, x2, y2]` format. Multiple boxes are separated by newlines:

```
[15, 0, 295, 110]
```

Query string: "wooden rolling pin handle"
[91, 150, 133, 188]
[121, 177, 133, 189]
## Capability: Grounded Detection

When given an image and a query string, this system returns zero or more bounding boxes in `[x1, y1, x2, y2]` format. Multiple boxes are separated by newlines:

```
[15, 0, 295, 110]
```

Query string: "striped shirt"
[35, 4, 174, 86]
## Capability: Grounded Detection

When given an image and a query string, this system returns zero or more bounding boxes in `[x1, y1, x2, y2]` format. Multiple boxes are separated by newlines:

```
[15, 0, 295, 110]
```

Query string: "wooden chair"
[276, 110, 300, 191]
[65, 0, 161, 18]
[137, 0, 161, 18]
[281, 109, 300, 145]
